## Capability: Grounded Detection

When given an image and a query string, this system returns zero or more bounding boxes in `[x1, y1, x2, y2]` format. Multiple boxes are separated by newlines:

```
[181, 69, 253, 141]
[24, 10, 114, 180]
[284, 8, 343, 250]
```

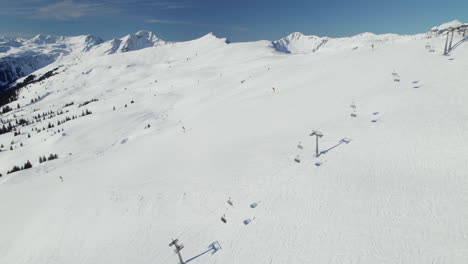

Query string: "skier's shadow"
[320, 138, 351, 155]
[185, 242, 222, 263]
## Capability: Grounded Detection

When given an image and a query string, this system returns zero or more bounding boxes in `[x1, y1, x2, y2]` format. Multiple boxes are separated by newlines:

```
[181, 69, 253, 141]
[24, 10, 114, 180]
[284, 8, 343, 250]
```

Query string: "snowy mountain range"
[0, 20, 467, 264]
[0, 30, 167, 88]
[2, 20, 464, 89]
[0, 34, 103, 88]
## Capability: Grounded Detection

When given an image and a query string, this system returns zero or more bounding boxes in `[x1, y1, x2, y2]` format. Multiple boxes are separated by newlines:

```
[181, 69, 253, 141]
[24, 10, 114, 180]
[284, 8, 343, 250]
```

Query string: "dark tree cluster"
[39, 153, 59, 164]
[56, 115, 78, 126]
[0, 115, 35, 135]
[81, 109, 92, 116]
[0, 107, 77, 138]
[30, 96, 42, 104]
[78, 99, 98, 107]
[7, 160, 33, 174]
[33, 110, 57, 121]
[1, 105, 12, 114]
[1, 119, 26, 135]
[63, 102, 74, 108]
[16, 118, 28, 126]
[31, 109, 68, 125]
[0, 122, 13, 135]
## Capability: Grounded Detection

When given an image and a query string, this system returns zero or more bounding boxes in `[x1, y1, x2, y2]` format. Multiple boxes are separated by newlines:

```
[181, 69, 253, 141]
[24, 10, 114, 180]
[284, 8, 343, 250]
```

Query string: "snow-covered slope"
[0, 34, 103, 87]
[0, 21, 468, 264]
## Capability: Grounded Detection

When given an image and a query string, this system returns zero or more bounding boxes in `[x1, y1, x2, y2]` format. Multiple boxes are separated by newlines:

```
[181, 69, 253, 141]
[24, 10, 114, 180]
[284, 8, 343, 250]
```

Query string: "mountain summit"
[94, 30, 166, 55]
[272, 32, 328, 54]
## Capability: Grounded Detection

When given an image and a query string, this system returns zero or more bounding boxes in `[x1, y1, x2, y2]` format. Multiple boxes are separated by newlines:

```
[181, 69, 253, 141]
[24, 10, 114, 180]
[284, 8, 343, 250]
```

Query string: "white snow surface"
[1, 22, 468, 264]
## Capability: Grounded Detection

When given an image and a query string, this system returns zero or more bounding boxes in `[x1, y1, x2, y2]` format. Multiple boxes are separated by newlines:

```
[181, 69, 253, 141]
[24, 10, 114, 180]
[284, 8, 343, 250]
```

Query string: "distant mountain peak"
[26, 34, 62, 45]
[99, 30, 165, 54]
[430, 20, 465, 34]
[272, 32, 327, 54]
[197, 32, 227, 42]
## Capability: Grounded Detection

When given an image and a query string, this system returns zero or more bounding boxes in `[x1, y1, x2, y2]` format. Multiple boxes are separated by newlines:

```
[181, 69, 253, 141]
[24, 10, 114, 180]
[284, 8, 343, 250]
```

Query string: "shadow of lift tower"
[443, 25, 468, 55]
[169, 238, 222, 264]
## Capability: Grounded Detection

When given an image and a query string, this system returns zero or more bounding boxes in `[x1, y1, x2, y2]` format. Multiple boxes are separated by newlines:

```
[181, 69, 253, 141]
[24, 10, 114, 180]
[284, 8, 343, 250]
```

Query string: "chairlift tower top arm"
[169, 238, 185, 264]
[310, 130, 323, 137]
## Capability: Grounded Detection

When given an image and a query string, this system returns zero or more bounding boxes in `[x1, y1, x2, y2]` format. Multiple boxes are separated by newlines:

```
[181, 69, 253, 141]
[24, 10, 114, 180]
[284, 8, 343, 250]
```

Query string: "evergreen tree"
[7, 165, 21, 174]
[24, 160, 32, 169]
[48, 153, 56, 161]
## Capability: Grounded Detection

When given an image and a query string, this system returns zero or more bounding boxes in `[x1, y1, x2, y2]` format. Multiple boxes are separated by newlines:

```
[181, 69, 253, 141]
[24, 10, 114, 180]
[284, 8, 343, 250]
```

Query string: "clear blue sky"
[1, 0, 467, 41]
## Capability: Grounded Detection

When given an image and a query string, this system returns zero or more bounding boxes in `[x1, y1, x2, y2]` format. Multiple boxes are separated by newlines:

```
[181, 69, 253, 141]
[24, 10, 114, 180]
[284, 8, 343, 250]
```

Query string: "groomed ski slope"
[0, 29, 468, 264]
